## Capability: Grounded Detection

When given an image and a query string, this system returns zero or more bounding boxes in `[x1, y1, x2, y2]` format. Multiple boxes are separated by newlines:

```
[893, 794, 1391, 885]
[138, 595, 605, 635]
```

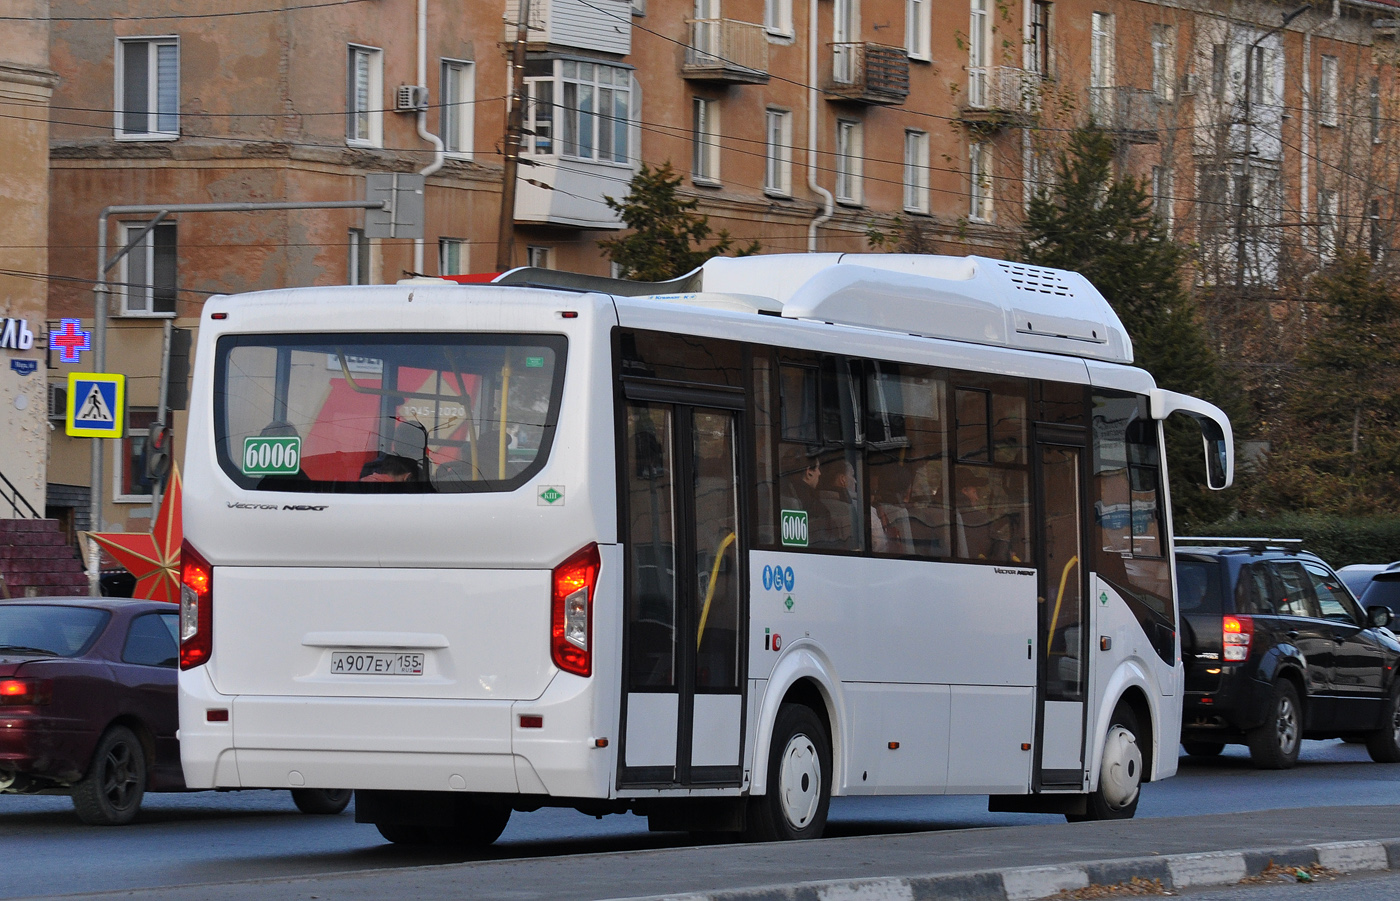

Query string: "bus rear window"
[214, 333, 566, 493]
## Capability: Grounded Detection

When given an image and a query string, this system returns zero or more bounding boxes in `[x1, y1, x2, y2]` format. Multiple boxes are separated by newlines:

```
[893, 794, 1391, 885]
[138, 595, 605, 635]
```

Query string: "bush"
[1185, 515, 1400, 569]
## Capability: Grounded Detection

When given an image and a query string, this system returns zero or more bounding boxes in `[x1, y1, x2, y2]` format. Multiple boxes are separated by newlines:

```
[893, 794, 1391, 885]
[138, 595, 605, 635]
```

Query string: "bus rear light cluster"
[1222, 614, 1253, 662]
[180, 540, 214, 670]
[551, 543, 600, 677]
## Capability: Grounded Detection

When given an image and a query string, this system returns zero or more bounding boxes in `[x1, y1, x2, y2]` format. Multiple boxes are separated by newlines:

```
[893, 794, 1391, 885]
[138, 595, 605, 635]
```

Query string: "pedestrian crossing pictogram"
[65, 373, 125, 438]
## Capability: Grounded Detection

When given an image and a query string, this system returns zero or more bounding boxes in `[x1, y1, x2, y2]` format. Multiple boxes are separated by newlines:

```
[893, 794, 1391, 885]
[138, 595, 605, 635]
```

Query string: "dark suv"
[1176, 539, 1400, 769]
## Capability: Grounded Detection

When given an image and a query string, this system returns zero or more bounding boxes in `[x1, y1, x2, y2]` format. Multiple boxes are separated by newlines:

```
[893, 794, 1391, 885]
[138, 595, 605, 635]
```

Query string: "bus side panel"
[748, 552, 1036, 796]
[1088, 574, 1178, 783]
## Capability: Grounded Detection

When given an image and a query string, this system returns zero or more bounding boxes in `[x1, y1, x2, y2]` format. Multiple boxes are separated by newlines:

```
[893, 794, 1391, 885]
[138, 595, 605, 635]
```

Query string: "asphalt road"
[3, 740, 1398, 899]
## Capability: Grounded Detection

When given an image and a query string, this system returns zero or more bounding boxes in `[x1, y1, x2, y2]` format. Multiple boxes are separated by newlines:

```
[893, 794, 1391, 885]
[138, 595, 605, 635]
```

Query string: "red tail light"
[180, 540, 213, 670]
[0, 678, 51, 706]
[1223, 614, 1253, 663]
[552, 543, 600, 677]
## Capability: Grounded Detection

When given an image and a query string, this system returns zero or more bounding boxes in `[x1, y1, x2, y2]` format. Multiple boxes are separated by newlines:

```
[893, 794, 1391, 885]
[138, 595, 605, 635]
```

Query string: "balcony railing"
[822, 42, 909, 105]
[682, 19, 769, 84]
[961, 66, 1042, 126]
[1088, 86, 1160, 143]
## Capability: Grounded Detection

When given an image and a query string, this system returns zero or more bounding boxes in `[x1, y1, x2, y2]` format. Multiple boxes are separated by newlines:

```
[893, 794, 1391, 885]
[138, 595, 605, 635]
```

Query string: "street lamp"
[1234, 3, 1312, 288]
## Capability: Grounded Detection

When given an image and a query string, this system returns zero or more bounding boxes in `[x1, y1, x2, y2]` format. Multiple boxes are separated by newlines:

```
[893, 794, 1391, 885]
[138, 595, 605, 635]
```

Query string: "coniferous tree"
[1255, 253, 1400, 513]
[599, 162, 759, 281]
[1022, 126, 1235, 526]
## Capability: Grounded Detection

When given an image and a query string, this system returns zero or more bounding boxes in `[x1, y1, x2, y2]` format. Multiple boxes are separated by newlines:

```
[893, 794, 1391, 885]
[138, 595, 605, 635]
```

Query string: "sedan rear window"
[0, 606, 110, 657]
[214, 333, 567, 494]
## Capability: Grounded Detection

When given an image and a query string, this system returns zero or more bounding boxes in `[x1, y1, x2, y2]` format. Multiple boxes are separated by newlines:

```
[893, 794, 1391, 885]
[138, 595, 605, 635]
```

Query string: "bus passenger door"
[1034, 428, 1089, 789]
[619, 395, 746, 788]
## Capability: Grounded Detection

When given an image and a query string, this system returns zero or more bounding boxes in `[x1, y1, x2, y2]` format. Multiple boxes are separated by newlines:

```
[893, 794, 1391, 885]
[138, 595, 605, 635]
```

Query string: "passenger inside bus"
[869, 465, 914, 556]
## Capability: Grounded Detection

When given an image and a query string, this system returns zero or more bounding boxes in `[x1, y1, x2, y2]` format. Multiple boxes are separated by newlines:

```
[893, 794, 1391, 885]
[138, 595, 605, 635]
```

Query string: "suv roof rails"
[1175, 536, 1305, 554]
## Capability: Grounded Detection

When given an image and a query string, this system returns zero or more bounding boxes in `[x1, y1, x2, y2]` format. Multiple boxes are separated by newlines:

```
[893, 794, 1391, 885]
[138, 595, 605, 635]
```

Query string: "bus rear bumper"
[179, 666, 613, 798]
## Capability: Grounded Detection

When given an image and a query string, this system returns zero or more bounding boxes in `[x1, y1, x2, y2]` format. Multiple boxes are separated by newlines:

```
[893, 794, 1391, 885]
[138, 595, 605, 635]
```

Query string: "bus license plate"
[329, 651, 425, 676]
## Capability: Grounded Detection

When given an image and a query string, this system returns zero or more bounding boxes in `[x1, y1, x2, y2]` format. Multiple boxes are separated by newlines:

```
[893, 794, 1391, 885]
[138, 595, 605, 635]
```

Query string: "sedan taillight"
[180, 540, 213, 670]
[0, 678, 51, 706]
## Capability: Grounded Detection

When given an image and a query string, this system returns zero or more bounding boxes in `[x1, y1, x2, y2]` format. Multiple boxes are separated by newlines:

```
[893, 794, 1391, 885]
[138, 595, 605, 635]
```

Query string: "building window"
[693, 97, 720, 183]
[118, 222, 177, 316]
[1151, 25, 1175, 101]
[970, 142, 993, 221]
[1370, 76, 1382, 143]
[115, 37, 179, 139]
[765, 109, 792, 196]
[527, 246, 553, 269]
[835, 119, 863, 205]
[441, 59, 475, 157]
[349, 228, 370, 285]
[968, 0, 989, 106]
[1320, 55, 1338, 127]
[1031, 2, 1052, 78]
[765, 0, 792, 35]
[1318, 189, 1337, 261]
[1089, 12, 1114, 120]
[1249, 45, 1265, 106]
[347, 45, 383, 147]
[907, 0, 930, 61]
[903, 130, 930, 214]
[116, 409, 159, 502]
[1151, 166, 1172, 227]
[523, 60, 632, 163]
[439, 238, 466, 276]
[1211, 43, 1227, 106]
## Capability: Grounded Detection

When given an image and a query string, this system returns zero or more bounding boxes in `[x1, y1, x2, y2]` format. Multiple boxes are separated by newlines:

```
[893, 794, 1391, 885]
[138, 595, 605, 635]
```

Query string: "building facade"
[26, 0, 1400, 537]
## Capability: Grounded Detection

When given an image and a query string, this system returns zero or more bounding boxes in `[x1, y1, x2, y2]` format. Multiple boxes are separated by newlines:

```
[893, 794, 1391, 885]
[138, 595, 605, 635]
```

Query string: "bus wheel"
[291, 788, 352, 815]
[745, 704, 831, 842]
[1068, 703, 1141, 822]
[439, 799, 511, 848]
[376, 822, 434, 845]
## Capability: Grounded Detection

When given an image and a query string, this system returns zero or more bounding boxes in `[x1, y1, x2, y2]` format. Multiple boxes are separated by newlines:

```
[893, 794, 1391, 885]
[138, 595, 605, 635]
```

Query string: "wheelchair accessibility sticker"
[761, 564, 795, 592]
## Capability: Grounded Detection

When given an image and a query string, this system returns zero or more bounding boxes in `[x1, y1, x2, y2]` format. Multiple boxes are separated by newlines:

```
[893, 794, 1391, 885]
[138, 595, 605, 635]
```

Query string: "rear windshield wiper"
[0, 645, 60, 656]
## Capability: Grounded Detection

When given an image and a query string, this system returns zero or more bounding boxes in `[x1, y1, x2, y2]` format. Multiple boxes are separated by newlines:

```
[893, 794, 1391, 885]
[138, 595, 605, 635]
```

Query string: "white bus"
[178, 254, 1233, 845]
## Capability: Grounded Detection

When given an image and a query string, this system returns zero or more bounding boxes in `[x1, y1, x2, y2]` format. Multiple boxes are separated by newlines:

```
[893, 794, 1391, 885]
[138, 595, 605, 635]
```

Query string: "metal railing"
[1088, 86, 1160, 136]
[0, 469, 40, 519]
[823, 42, 910, 104]
[683, 18, 769, 81]
[967, 66, 1043, 112]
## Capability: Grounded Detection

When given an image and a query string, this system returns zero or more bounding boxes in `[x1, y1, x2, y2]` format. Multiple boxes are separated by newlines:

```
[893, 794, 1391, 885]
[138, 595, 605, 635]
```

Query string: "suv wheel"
[1365, 689, 1400, 763]
[1247, 679, 1301, 769]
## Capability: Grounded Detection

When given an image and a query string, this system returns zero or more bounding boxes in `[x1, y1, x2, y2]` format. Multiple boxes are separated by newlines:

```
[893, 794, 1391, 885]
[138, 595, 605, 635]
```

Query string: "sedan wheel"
[72, 725, 147, 826]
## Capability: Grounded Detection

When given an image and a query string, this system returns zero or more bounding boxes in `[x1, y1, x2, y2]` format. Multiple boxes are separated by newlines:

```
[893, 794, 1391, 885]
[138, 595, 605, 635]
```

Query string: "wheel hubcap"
[101, 743, 139, 810]
[1390, 701, 1400, 746]
[777, 731, 821, 830]
[1276, 696, 1299, 755]
[1099, 724, 1141, 809]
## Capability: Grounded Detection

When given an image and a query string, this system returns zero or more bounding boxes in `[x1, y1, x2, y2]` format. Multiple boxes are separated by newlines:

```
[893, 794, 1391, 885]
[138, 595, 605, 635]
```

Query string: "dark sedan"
[0, 597, 348, 825]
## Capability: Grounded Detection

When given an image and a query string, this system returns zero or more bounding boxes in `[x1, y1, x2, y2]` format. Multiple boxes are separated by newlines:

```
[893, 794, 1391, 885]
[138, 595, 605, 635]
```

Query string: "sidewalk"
[23, 805, 1400, 901]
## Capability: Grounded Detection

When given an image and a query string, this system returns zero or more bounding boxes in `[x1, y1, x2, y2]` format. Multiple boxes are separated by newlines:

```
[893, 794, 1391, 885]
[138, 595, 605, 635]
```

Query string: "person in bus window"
[956, 468, 995, 560]
[871, 465, 914, 555]
[360, 454, 418, 483]
[779, 448, 822, 516]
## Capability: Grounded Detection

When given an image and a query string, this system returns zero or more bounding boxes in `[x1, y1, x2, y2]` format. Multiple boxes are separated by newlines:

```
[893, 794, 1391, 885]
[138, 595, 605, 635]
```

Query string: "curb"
[609, 838, 1400, 901]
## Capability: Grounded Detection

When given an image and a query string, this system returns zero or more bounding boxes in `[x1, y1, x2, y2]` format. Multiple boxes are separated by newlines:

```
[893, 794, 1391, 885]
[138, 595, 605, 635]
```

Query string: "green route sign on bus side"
[242, 436, 301, 476]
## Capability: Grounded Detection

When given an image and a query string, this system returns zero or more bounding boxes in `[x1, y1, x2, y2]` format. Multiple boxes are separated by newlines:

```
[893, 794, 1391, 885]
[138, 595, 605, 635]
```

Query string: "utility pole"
[496, 0, 532, 272]
[1234, 4, 1311, 288]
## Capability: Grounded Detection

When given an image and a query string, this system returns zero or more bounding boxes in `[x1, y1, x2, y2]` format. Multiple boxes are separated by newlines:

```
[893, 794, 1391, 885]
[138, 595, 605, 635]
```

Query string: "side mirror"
[1367, 605, 1392, 629]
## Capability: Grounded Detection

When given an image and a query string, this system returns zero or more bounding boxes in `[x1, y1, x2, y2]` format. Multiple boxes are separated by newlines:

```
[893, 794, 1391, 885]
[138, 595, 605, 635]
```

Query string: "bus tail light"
[180, 540, 214, 670]
[552, 543, 600, 677]
[1223, 614, 1253, 663]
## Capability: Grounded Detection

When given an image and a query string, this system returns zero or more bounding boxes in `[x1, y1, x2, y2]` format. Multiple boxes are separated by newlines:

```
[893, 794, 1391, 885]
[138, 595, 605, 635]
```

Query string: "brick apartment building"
[4, 0, 1397, 544]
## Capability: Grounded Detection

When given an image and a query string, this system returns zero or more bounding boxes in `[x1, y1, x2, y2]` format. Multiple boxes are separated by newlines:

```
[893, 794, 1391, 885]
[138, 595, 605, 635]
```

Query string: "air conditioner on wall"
[395, 85, 429, 112]
[47, 382, 67, 421]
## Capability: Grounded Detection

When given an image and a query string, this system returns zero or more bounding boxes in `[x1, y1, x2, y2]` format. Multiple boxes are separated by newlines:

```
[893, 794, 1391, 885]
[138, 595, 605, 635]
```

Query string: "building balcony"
[682, 19, 769, 84]
[514, 156, 628, 229]
[821, 43, 909, 105]
[1088, 86, 1160, 144]
[960, 67, 1042, 127]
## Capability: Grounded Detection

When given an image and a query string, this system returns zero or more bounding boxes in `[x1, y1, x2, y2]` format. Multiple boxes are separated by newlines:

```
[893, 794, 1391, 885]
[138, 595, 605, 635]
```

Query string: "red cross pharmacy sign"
[66, 373, 125, 438]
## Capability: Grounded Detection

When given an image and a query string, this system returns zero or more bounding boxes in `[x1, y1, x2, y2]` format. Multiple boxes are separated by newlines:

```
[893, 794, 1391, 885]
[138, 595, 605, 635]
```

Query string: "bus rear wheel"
[745, 704, 831, 842]
[1068, 703, 1141, 822]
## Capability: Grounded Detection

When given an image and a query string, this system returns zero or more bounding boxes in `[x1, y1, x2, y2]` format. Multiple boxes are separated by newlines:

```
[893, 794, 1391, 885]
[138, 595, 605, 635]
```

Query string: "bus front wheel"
[1068, 703, 1142, 822]
[745, 704, 831, 842]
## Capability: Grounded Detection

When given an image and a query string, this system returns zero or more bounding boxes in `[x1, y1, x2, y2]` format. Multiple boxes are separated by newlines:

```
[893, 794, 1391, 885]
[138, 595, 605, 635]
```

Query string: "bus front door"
[619, 397, 746, 788]
[1034, 428, 1090, 789]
